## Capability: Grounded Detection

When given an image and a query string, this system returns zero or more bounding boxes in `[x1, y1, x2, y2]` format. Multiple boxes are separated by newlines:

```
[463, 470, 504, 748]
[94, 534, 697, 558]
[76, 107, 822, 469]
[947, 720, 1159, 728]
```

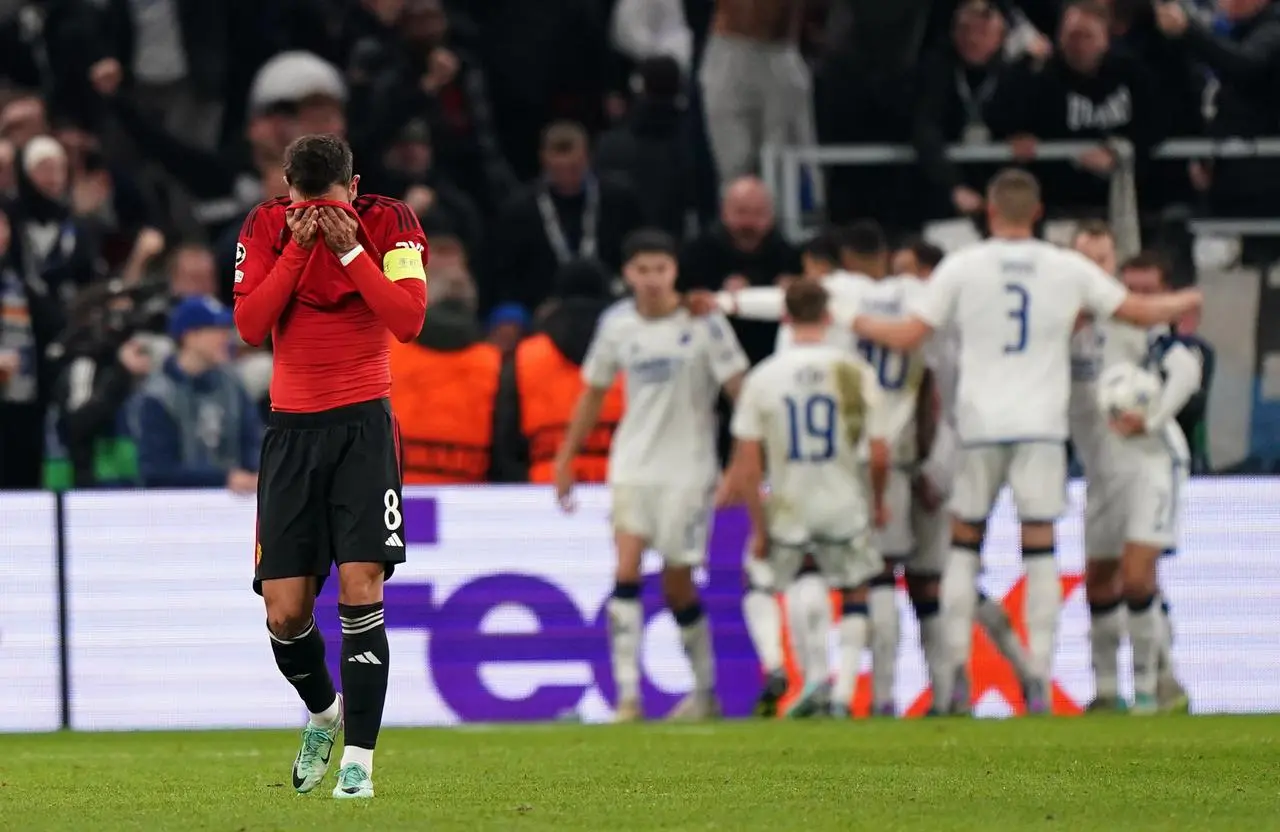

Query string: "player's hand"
[89, 58, 123, 96]
[116, 339, 152, 377]
[713, 476, 739, 508]
[748, 532, 768, 561]
[912, 475, 942, 513]
[873, 500, 890, 529]
[685, 290, 718, 317]
[226, 469, 258, 495]
[285, 206, 318, 249]
[1009, 134, 1038, 162]
[553, 459, 577, 513]
[1078, 146, 1116, 175]
[952, 186, 984, 215]
[1110, 410, 1147, 438]
[1154, 1, 1189, 37]
[317, 206, 359, 255]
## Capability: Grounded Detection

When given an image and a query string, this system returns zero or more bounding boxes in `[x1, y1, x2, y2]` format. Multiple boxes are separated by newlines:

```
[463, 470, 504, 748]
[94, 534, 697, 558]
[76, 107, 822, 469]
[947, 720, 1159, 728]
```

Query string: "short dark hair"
[840, 220, 888, 257]
[785, 279, 829, 324]
[802, 229, 841, 264]
[541, 121, 588, 155]
[1063, 0, 1111, 25]
[1120, 250, 1170, 283]
[283, 134, 353, 197]
[911, 238, 942, 267]
[622, 228, 677, 262]
[1074, 218, 1114, 241]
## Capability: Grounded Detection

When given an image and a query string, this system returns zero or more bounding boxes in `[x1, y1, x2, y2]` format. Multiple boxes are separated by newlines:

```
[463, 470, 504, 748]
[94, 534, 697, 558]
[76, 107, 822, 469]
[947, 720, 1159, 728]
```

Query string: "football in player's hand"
[1097, 363, 1160, 434]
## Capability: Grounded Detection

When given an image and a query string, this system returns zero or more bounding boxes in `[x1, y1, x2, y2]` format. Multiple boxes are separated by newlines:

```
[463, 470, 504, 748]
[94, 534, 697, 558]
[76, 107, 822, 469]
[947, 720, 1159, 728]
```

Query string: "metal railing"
[762, 137, 1280, 250]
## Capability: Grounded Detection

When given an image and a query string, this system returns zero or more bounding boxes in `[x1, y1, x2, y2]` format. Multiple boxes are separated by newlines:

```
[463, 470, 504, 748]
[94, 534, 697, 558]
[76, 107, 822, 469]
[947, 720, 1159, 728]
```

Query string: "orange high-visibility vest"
[515, 333, 624, 483]
[389, 339, 501, 484]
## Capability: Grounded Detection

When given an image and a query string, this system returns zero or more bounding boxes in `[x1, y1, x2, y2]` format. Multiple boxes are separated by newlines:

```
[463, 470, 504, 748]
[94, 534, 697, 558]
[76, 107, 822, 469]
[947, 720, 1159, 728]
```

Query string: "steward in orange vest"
[492, 260, 624, 483]
[389, 298, 501, 484]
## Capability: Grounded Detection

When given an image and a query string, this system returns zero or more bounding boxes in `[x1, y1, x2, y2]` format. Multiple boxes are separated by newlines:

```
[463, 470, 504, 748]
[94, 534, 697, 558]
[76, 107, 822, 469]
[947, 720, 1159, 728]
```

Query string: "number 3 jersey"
[730, 344, 888, 541]
[583, 302, 749, 489]
[911, 239, 1128, 445]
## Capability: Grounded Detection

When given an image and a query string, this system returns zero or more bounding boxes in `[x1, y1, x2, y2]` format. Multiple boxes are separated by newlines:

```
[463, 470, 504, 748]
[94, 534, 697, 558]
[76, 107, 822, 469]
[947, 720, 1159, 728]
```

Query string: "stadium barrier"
[2, 480, 1279, 732]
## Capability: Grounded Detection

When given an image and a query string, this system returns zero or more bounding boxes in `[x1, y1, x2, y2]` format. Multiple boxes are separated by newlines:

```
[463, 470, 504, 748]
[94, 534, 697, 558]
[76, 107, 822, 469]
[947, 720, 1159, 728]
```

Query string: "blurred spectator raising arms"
[388, 264, 501, 485]
[483, 121, 642, 317]
[680, 176, 800, 365]
[595, 56, 695, 241]
[989, 0, 1166, 212]
[493, 259, 624, 484]
[1154, 0, 1280, 218]
[123, 295, 261, 491]
[914, 1, 1023, 220]
[699, 0, 813, 183]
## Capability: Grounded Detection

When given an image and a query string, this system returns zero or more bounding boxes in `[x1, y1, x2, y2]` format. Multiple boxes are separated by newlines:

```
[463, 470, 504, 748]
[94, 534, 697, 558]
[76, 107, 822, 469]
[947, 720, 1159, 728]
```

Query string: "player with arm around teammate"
[554, 229, 749, 722]
[724, 278, 891, 719]
[853, 168, 1202, 715]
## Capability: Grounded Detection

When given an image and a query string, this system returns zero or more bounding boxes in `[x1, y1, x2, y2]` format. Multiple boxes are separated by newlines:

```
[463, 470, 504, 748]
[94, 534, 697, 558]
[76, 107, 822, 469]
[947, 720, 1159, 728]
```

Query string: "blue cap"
[169, 295, 234, 340]
[488, 303, 529, 330]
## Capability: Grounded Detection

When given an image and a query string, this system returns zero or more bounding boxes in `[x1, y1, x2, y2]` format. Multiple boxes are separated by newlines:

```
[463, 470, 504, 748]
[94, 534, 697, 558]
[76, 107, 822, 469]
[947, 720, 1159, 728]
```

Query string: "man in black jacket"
[482, 121, 644, 317]
[913, 0, 1025, 220]
[490, 258, 615, 482]
[988, 0, 1167, 213]
[1155, 0, 1280, 218]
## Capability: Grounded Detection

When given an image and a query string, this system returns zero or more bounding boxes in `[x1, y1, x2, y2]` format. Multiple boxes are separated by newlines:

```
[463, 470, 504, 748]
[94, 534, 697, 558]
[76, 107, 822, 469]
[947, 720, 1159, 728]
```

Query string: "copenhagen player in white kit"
[723, 279, 891, 719]
[554, 229, 749, 722]
[853, 169, 1203, 715]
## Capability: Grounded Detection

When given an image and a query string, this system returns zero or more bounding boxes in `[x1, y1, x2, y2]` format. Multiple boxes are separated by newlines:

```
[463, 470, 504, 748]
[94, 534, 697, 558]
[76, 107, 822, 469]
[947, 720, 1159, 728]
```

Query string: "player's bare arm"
[319, 205, 427, 343]
[1111, 288, 1202, 329]
[852, 314, 933, 353]
[728, 437, 768, 559]
[868, 436, 890, 528]
[721, 371, 745, 401]
[552, 386, 609, 509]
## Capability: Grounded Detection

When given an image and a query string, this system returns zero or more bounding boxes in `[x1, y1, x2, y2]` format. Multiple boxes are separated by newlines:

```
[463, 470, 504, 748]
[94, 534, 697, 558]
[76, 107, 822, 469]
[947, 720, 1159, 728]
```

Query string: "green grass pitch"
[5, 716, 1279, 831]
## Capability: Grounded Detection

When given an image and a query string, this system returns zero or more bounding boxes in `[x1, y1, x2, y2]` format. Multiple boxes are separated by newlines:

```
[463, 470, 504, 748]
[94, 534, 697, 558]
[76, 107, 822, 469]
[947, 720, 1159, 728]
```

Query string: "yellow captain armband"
[383, 246, 426, 282]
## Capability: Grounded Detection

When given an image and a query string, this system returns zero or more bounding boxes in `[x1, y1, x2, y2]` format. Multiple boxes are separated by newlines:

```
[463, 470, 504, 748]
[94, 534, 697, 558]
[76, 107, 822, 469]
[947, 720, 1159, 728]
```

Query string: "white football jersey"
[731, 343, 887, 540]
[853, 275, 931, 464]
[775, 270, 872, 353]
[583, 301, 748, 488]
[911, 239, 1128, 445]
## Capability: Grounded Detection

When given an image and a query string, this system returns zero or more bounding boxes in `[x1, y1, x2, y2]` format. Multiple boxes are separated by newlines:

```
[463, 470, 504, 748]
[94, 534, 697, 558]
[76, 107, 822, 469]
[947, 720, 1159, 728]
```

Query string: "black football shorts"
[253, 398, 405, 595]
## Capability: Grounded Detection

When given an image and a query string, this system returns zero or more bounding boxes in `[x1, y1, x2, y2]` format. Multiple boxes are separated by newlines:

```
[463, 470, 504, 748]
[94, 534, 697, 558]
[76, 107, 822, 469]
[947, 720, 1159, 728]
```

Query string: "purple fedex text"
[314, 498, 763, 721]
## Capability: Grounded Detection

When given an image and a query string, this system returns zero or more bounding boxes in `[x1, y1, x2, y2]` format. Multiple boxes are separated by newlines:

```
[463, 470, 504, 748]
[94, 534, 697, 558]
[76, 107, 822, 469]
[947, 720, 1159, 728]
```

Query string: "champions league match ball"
[1096, 362, 1162, 421]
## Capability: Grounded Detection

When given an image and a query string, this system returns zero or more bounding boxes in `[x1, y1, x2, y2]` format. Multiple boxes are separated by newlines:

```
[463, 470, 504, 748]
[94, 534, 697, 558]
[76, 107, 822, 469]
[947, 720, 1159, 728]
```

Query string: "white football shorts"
[950, 442, 1067, 524]
[611, 483, 714, 568]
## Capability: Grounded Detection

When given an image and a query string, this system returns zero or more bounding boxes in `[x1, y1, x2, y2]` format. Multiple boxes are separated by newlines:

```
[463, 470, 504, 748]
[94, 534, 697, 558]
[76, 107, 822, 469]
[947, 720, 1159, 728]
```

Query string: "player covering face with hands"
[852, 169, 1201, 715]
[554, 229, 748, 722]
[233, 134, 428, 799]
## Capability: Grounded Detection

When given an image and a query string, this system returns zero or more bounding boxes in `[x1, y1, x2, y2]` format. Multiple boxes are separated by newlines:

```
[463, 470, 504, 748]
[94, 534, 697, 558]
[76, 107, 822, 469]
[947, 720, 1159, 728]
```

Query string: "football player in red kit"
[233, 133, 427, 800]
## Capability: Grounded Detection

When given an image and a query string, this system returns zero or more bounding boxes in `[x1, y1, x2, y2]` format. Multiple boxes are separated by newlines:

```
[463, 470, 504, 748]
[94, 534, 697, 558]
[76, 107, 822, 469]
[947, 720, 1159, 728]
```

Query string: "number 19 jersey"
[911, 239, 1128, 445]
[731, 343, 887, 544]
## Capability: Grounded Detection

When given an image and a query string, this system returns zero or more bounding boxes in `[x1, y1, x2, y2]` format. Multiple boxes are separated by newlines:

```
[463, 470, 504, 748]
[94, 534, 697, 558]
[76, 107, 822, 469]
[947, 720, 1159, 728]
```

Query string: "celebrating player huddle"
[561, 167, 1203, 723]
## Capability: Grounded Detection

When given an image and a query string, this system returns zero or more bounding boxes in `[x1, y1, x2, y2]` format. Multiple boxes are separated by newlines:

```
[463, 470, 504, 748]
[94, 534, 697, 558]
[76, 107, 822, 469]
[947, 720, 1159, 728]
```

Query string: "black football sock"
[339, 602, 390, 752]
[269, 617, 339, 717]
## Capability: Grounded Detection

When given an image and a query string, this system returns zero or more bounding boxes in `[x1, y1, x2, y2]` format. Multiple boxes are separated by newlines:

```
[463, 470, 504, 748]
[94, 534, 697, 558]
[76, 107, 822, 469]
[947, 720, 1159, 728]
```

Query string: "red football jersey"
[233, 195, 429, 413]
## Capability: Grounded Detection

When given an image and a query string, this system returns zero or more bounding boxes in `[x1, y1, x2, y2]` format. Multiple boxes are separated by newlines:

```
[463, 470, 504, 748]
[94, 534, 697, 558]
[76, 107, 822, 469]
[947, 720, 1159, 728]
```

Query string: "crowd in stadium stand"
[0, 0, 1272, 491]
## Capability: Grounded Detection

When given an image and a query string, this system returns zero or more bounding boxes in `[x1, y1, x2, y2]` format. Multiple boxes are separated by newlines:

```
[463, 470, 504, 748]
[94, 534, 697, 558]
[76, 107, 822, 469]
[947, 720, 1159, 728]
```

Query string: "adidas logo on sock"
[384, 533, 404, 547]
[347, 651, 383, 665]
